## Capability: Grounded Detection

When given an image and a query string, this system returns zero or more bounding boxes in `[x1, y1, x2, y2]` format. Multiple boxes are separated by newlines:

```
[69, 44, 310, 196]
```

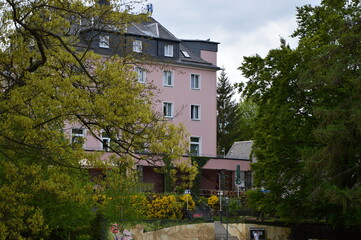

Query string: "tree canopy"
[217, 69, 239, 155]
[240, 0, 361, 227]
[0, 0, 187, 238]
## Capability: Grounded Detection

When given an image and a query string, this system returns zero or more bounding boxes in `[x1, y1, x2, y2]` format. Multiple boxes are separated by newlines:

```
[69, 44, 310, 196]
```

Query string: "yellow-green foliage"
[99, 193, 197, 220]
[170, 158, 199, 192]
[208, 195, 219, 211]
[146, 195, 183, 219]
[130, 194, 149, 219]
[179, 194, 195, 211]
[0, 0, 188, 238]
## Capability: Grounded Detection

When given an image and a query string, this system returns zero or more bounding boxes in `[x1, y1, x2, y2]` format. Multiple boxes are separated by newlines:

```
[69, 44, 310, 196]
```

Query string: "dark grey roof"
[226, 141, 254, 160]
[77, 16, 220, 70]
[177, 43, 219, 69]
[127, 17, 179, 41]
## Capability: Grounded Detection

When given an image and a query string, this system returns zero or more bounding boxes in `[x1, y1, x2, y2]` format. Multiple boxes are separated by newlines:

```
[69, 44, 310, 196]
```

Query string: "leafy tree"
[237, 98, 258, 141]
[217, 69, 239, 155]
[0, 0, 187, 238]
[240, 0, 361, 227]
[170, 158, 198, 193]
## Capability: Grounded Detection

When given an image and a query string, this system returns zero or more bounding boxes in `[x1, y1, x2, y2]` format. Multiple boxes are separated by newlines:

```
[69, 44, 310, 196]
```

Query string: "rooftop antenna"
[147, 3, 153, 15]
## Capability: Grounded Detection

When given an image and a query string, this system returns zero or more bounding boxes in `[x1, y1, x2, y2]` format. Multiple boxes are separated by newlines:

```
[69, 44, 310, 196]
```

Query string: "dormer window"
[164, 44, 173, 57]
[99, 35, 109, 48]
[133, 40, 142, 53]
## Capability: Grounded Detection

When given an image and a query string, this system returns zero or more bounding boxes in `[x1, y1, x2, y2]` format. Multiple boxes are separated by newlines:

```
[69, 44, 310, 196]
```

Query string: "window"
[190, 137, 200, 156]
[133, 40, 142, 53]
[135, 67, 146, 83]
[72, 128, 85, 144]
[191, 105, 200, 120]
[181, 50, 190, 58]
[163, 102, 173, 118]
[102, 132, 111, 151]
[162, 71, 173, 87]
[99, 35, 109, 48]
[164, 44, 173, 57]
[191, 74, 200, 90]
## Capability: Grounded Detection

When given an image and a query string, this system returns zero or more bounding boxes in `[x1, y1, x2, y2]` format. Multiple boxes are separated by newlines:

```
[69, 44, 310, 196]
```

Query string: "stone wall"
[226, 223, 291, 240]
[130, 223, 214, 240]
[130, 222, 291, 240]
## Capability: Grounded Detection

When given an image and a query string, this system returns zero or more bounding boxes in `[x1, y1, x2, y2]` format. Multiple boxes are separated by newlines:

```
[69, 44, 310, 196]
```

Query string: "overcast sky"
[147, 0, 321, 99]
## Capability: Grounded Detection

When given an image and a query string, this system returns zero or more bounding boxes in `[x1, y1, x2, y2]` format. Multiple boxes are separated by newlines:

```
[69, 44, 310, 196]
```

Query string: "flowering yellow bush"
[207, 195, 219, 211]
[102, 193, 198, 220]
[93, 194, 112, 206]
[146, 195, 183, 219]
[130, 194, 148, 218]
[179, 194, 195, 211]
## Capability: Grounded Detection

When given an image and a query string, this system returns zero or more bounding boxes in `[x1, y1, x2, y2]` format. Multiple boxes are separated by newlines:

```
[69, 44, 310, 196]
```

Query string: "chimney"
[98, 0, 110, 5]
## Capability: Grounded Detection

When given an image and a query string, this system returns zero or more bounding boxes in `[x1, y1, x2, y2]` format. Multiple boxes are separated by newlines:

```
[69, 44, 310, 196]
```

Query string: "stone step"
[214, 221, 239, 240]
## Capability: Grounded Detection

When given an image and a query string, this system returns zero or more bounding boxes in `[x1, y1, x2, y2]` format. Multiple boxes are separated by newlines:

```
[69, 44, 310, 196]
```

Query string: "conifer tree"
[240, 0, 361, 228]
[217, 69, 239, 155]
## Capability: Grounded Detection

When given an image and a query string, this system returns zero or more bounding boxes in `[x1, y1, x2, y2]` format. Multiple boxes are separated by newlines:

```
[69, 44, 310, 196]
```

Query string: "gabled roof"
[127, 17, 180, 41]
[78, 16, 220, 70]
[226, 141, 254, 160]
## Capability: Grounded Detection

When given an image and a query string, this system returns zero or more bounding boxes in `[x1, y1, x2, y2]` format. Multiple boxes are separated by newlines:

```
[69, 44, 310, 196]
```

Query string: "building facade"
[71, 14, 251, 195]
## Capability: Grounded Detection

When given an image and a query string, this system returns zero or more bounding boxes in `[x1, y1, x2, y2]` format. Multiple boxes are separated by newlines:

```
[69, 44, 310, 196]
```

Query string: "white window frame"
[99, 35, 109, 49]
[163, 102, 174, 118]
[181, 50, 190, 58]
[101, 131, 111, 152]
[135, 67, 146, 83]
[190, 136, 201, 156]
[133, 40, 142, 53]
[191, 104, 201, 121]
[164, 44, 173, 57]
[71, 128, 85, 145]
[191, 74, 200, 90]
[162, 71, 173, 87]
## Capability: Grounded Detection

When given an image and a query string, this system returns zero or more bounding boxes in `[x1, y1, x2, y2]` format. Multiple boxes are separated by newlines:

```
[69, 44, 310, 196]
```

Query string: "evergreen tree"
[240, 0, 361, 228]
[217, 69, 239, 155]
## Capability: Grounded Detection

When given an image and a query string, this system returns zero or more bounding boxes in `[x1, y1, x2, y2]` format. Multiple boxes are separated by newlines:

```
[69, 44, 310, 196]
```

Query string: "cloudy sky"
[147, 0, 321, 98]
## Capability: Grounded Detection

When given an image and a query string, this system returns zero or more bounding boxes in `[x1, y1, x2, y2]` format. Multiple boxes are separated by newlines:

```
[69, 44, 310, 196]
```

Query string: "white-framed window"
[135, 67, 146, 83]
[181, 50, 190, 58]
[191, 104, 200, 121]
[164, 44, 173, 57]
[133, 40, 142, 53]
[72, 128, 85, 144]
[162, 71, 173, 87]
[190, 136, 201, 156]
[191, 74, 200, 90]
[101, 132, 111, 151]
[163, 102, 173, 118]
[99, 35, 109, 48]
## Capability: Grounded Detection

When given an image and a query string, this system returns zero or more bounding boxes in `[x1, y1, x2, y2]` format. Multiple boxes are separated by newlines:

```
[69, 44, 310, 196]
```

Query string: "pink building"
[72, 15, 251, 195]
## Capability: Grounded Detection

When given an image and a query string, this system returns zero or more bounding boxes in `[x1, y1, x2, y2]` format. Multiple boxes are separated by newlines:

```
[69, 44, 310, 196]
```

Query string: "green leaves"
[240, 0, 361, 226]
[0, 0, 186, 238]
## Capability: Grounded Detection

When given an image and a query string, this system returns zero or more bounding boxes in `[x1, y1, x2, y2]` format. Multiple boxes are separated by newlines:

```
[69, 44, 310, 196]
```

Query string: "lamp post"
[184, 189, 191, 210]
[218, 190, 223, 222]
[225, 196, 229, 240]
[235, 164, 241, 198]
